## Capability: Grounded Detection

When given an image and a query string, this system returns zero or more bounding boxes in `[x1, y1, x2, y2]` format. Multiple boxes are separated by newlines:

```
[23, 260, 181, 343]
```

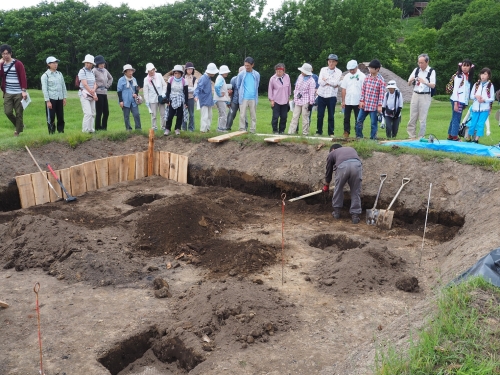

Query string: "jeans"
[316, 95, 337, 135]
[355, 109, 378, 139]
[4, 93, 24, 134]
[271, 103, 288, 133]
[122, 105, 141, 130]
[181, 98, 195, 131]
[343, 105, 359, 135]
[95, 93, 109, 130]
[447, 100, 465, 137]
[46, 99, 65, 133]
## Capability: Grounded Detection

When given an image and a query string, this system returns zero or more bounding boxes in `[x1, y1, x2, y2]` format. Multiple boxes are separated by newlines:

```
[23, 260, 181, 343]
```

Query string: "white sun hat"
[46, 56, 59, 64]
[82, 54, 95, 65]
[145, 63, 156, 73]
[172, 65, 184, 73]
[346, 60, 358, 70]
[298, 63, 313, 76]
[219, 65, 231, 74]
[205, 63, 219, 74]
[386, 80, 398, 90]
[122, 64, 135, 73]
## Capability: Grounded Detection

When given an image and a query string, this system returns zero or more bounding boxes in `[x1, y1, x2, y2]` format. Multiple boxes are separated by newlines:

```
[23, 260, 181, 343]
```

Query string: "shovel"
[366, 173, 387, 225]
[376, 178, 410, 230]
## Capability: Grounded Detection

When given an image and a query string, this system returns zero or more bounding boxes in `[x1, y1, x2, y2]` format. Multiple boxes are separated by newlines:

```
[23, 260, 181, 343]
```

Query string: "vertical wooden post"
[147, 128, 154, 176]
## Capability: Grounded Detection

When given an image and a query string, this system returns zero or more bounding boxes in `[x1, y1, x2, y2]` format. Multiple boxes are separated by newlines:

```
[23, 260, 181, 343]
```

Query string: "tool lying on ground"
[376, 178, 410, 230]
[288, 186, 334, 202]
[366, 173, 387, 225]
[25, 146, 62, 200]
[46, 163, 77, 202]
[419, 183, 432, 266]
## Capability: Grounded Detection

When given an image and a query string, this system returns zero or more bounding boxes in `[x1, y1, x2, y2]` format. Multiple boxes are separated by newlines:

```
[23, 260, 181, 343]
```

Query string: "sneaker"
[14, 131, 19, 137]
[473, 139, 479, 144]
[332, 209, 341, 219]
[164, 129, 170, 136]
[152, 126, 158, 130]
[175, 129, 180, 135]
[343, 131, 349, 138]
[273, 131, 279, 135]
[216, 129, 228, 133]
[351, 214, 360, 224]
[315, 132, 322, 136]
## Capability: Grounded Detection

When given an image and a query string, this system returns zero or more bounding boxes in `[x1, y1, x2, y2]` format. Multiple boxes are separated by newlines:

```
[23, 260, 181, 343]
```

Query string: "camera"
[297, 93, 302, 99]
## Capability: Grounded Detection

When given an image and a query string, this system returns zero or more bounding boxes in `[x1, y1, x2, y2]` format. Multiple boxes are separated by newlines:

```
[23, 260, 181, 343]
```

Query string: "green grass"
[374, 277, 500, 375]
[1, 91, 500, 170]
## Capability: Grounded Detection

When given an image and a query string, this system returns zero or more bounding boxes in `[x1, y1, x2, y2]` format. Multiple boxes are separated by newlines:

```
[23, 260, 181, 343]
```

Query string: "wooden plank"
[159, 151, 170, 178]
[118, 155, 129, 182]
[177, 155, 188, 184]
[31, 172, 51, 205]
[264, 135, 290, 143]
[83, 161, 97, 192]
[127, 154, 136, 181]
[59, 168, 72, 199]
[47, 170, 62, 202]
[135, 151, 147, 179]
[208, 130, 247, 143]
[169, 153, 179, 181]
[108, 156, 120, 185]
[70, 164, 87, 197]
[153, 151, 160, 176]
[148, 128, 155, 176]
[15, 174, 36, 209]
[95, 158, 109, 189]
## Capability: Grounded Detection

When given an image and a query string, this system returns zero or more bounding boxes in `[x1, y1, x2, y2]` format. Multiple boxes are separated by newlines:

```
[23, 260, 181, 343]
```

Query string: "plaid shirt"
[294, 75, 316, 106]
[360, 74, 385, 112]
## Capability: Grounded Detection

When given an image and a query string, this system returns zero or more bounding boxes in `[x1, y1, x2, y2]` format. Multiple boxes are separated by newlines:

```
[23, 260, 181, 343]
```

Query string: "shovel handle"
[385, 178, 410, 211]
[46, 163, 58, 180]
[371, 173, 387, 210]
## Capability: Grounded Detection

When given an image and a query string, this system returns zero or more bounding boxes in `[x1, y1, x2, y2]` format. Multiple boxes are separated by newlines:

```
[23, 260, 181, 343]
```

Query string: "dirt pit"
[1, 137, 499, 375]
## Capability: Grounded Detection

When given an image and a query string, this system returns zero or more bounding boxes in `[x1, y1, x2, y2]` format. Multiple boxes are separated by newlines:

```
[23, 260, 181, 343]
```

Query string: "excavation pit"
[125, 193, 164, 207]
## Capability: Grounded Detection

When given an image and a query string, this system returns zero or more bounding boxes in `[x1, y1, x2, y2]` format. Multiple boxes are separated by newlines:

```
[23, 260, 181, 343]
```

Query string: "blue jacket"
[117, 76, 139, 108]
[194, 74, 213, 107]
[230, 76, 239, 104]
[236, 69, 260, 104]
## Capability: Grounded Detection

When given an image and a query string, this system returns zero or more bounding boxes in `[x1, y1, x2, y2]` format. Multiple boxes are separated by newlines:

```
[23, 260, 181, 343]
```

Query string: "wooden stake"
[147, 128, 154, 176]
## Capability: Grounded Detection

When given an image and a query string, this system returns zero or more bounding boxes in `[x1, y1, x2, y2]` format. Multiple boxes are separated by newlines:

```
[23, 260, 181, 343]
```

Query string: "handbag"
[149, 75, 167, 104]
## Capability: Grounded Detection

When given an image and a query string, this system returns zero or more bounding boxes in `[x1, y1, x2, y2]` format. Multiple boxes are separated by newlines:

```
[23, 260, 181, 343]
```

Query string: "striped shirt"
[78, 67, 96, 90]
[41, 69, 67, 101]
[360, 74, 386, 112]
[3, 60, 22, 94]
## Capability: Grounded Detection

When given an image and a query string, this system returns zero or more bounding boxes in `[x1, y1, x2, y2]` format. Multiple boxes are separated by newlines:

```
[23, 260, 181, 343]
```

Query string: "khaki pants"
[407, 93, 432, 138]
[149, 102, 166, 130]
[4, 93, 24, 134]
[80, 95, 96, 132]
[239, 99, 257, 133]
[200, 106, 213, 132]
[288, 104, 310, 135]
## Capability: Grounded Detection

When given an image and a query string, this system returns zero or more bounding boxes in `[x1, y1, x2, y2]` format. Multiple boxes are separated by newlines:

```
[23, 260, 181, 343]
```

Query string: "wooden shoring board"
[95, 158, 109, 189]
[153, 151, 160, 176]
[127, 154, 136, 181]
[135, 151, 147, 179]
[15, 174, 36, 208]
[31, 172, 50, 205]
[83, 161, 97, 192]
[177, 155, 188, 184]
[108, 156, 120, 185]
[59, 168, 72, 199]
[208, 130, 247, 143]
[169, 153, 179, 181]
[159, 151, 170, 179]
[264, 135, 291, 143]
[47, 170, 62, 202]
[70, 164, 87, 197]
[118, 155, 130, 183]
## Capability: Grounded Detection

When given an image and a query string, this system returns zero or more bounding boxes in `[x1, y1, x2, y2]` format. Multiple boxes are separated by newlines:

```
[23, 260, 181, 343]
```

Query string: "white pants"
[80, 96, 96, 133]
[288, 104, 310, 135]
[200, 106, 213, 132]
[149, 102, 166, 130]
[216, 101, 228, 130]
[239, 99, 257, 133]
[407, 93, 432, 138]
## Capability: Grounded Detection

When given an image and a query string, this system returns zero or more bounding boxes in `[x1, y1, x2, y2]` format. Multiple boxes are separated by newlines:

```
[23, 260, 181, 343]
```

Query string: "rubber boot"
[332, 208, 341, 219]
[351, 214, 360, 224]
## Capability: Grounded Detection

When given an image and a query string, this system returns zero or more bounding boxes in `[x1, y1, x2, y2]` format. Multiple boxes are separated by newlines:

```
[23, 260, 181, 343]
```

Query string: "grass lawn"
[1, 90, 500, 151]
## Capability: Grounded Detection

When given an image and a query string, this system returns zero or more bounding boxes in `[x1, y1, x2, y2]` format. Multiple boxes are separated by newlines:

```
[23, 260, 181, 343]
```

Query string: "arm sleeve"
[61, 73, 68, 99]
[183, 84, 188, 103]
[107, 71, 113, 88]
[117, 91, 123, 102]
[214, 77, 223, 97]
[41, 74, 49, 101]
[377, 81, 386, 106]
[325, 152, 335, 184]
[268, 78, 274, 101]
[17, 61, 28, 89]
[166, 82, 172, 99]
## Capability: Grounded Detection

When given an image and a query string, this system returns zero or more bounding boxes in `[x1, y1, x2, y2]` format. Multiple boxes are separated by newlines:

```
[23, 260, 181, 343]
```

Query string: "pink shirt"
[268, 73, 291, 105]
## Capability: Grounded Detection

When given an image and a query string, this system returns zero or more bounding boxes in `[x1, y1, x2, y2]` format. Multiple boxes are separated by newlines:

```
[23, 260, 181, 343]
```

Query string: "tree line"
[0, 0, 498, 93]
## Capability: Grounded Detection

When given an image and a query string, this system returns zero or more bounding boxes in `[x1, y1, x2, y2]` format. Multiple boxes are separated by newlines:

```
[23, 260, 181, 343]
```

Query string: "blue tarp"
[382, 139, 500, 158]
[453, 247, 500, 287]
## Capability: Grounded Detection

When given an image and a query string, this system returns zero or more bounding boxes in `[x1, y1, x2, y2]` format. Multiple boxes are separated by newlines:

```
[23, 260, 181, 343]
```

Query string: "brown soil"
[1, 136, 500, 375]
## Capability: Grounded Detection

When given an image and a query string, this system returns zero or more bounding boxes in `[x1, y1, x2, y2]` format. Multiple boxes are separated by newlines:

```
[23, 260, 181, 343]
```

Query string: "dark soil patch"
[395, 276, 419, 292]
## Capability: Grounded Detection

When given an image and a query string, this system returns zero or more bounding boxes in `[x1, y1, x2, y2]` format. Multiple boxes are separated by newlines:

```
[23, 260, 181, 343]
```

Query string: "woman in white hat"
[165, 65, 188, 135]
[182, 62, 197, 131]
[143, 62, 167, 131]
[78, 54, 98, 133]
[117, 64, 142, 131]
[194, 63, 219, 133]
[41, 56, 67, 134]
[382, 80, 403, 138]
[214, 65, 231, 132]
[288, 63, 316, 135]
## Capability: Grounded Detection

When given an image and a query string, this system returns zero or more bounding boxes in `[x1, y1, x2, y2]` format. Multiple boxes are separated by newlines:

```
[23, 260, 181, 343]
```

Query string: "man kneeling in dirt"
[323, 144, 362, 224]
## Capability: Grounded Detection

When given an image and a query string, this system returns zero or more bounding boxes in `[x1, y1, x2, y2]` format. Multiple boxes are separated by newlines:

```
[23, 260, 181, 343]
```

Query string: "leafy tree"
[393, 0, 415, 19]
[422, 0, 472, 29]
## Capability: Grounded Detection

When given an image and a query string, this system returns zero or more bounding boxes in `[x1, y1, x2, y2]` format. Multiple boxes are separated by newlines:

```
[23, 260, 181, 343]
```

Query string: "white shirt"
[408, 66, 436, 93]
[341, 70, 366, 105]
[317, 67, 342, 98]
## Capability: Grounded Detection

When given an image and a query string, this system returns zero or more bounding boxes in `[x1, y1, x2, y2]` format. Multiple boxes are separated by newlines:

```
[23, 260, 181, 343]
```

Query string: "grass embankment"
[375, 277, 500, 374]
[1, 91, 500, 171]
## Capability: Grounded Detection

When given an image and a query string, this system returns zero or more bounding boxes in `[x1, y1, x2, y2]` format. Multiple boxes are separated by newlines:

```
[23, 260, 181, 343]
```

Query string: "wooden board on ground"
[178, 155, 188, 184]
[208, 130, 247, 143]
[135, 151, 148, 179]
[15, 174, 36, 208]
[169, 153, 179, 181]
[31, 172, 51, 206]
[70, 164, 87, 197]
[127, 154, 136, 181]
[83, 161, 97, 192]
[159, 151, 170, 179]
[108, 156, 120, 185]
[95, 158, 109, 189]
[118, 155, 130, 182]
[0, 300, 9, 308]
[264, 135, 290, 143]
[47, 170, 62, 202]
[59, 168, 71, 199]
[153, 151, 160, 176]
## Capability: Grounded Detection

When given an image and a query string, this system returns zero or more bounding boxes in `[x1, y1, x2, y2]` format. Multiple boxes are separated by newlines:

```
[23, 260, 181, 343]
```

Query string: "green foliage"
[422, 0, 473, 29]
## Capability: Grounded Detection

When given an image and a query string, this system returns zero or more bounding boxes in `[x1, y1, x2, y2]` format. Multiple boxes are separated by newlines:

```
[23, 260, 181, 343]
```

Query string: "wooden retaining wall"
[15, 151, 188, 209]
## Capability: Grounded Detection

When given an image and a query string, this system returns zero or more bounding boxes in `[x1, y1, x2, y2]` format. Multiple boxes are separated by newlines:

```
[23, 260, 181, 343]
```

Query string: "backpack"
[414, 67, 436, 96]
[384, 89, 401, 117]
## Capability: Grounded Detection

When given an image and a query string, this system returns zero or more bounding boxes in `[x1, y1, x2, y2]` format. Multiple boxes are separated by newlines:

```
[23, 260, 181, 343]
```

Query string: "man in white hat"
[316, 53, 342, 136]
[382, 80, 403, 138]
[340, 60, 365, 138]
[288, 63, 316, 135]
[194, 63, 219, 132]
[214, 65, 231, 132]
[78, 54, 98, 133]
[41, 56, 67, 134]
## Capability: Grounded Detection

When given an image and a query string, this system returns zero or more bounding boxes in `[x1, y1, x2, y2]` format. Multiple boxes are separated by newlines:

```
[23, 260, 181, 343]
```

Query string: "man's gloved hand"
[322, 184, 329, 193]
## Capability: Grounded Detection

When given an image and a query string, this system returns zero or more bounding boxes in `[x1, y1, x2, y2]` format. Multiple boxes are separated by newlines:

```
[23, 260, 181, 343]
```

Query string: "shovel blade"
[365, 209, 380, 225]
[376, 209, 394, 229]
